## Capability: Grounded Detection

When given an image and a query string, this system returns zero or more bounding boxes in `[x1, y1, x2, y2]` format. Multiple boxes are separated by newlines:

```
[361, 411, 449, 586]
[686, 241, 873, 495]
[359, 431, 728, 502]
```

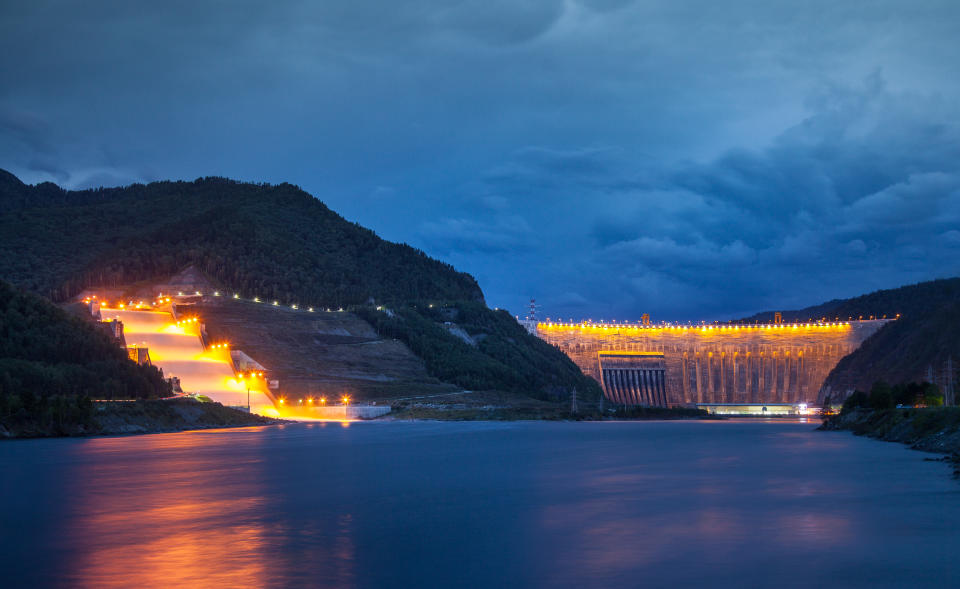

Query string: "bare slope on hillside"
[194, 298, 458, 401]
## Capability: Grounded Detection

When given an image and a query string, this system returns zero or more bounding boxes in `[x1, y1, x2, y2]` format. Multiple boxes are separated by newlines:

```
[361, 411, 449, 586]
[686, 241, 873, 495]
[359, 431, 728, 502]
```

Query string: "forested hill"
[0, 170, 482, 307]
[0, 279, 171, 435]
[0, 170, 601, 401]
[740, 278, 960, 394]
[823, 293, 960, 394]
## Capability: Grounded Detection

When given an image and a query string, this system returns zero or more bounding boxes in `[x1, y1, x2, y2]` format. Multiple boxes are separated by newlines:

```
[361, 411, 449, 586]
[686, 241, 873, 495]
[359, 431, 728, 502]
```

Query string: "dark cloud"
[1, 1, 958, 319]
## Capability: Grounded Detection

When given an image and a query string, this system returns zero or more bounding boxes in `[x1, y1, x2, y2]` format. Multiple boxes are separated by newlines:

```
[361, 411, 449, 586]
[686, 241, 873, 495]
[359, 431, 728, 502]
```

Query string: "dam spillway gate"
[536, 320, 889, 406]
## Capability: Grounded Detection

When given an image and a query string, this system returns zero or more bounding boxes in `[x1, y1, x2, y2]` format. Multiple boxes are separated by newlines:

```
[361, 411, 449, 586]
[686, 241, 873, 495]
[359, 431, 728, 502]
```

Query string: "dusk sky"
[3, 1, 959, 321]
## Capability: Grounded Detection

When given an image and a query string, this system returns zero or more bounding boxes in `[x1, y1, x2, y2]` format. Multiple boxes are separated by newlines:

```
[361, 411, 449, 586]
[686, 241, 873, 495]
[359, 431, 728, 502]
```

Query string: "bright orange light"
[341, 395, 351, 405]
[319, 397, 326, 405]
[279, 398, 285, 405]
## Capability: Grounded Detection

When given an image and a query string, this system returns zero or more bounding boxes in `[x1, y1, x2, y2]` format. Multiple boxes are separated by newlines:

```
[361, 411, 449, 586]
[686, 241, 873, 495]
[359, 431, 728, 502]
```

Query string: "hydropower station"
[530, 316, 889, 408]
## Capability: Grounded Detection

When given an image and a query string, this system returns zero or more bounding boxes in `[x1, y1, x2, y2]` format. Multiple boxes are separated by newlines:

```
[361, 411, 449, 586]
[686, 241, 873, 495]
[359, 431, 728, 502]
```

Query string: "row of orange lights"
[539, 321, 854, 330]
[85, 291, 352, 316]
[84, 294, 178, 309]
[277, 395, 351, 406]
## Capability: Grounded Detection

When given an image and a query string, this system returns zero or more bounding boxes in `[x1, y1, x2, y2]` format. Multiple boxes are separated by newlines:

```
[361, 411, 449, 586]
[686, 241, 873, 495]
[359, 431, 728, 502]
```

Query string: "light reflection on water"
[3, 420, 960, 588]
[62, 429, 274, 588]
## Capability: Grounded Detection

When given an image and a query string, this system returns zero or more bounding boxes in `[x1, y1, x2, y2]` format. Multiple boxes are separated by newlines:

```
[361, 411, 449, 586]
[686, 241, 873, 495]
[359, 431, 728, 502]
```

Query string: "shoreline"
[819, 407, 960, 475]
[4, 404, 829, 438]
[0, 398, 285, 440]
[384, 404, 715, 421]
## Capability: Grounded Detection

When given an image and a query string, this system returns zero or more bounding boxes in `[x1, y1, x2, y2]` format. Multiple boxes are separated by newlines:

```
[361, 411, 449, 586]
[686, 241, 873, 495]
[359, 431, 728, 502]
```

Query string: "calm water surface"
[2, 420, 959, 588]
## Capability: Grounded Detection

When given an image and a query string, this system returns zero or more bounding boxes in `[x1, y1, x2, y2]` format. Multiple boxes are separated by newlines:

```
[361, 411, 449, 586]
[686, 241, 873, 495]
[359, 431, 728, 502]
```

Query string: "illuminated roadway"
[101, 307, 279, 417]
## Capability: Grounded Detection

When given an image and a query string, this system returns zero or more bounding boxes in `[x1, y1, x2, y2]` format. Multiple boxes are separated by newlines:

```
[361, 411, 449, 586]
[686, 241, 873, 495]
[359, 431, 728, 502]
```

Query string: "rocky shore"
[819, 407, 960, 474]
[1, 398, 280, 438]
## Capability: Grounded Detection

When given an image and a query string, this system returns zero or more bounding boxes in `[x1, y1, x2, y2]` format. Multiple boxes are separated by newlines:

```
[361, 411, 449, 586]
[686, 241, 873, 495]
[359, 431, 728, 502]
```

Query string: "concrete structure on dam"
[535, 319, 890, 407]
[599, 352, 667, 406]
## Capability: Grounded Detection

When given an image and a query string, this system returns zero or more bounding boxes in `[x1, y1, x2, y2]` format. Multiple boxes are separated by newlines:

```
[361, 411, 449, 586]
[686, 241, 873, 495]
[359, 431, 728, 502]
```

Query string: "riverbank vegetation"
[839, 380, 943, 414]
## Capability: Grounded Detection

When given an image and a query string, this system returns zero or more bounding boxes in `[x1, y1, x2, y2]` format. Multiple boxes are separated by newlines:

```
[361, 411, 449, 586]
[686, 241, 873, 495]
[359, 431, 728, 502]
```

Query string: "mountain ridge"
[0, 169, 483, 306]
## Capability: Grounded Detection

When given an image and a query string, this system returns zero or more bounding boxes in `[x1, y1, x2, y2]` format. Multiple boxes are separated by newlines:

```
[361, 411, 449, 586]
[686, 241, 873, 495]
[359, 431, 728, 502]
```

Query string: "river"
[2, 420, 959, 588]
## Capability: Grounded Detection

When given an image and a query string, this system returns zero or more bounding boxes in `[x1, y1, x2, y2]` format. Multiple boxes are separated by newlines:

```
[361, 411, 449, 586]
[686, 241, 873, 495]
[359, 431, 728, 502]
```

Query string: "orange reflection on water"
[64, 431, 273, 589]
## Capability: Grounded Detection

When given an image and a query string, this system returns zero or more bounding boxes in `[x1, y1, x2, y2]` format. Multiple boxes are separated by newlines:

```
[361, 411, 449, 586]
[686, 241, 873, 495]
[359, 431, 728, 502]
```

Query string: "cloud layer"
[1, 1, 959, 320]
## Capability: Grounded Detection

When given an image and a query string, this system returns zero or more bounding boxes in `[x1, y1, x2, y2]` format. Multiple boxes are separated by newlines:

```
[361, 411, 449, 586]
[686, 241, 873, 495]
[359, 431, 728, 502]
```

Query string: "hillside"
[0, 170, 602, 402]
[744, 278, 960, 395]
[0, 279, 172, 435]
[356, 301, 600, 399]
[193, 297, 459, 400]
[824, 297, 960, 394]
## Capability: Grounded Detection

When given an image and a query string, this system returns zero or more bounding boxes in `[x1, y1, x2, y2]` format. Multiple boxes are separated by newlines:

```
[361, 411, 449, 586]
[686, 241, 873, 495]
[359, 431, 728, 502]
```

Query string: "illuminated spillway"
[105, 309, 278, 416]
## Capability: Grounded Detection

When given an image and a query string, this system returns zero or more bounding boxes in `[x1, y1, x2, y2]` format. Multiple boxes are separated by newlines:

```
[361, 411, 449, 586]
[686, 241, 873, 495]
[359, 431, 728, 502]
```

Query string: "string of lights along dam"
[532, 318, 891, 407]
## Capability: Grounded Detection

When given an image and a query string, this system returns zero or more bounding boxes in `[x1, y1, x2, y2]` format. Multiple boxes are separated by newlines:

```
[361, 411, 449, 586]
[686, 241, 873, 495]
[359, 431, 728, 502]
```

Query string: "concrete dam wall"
[536, 320, 889, 406]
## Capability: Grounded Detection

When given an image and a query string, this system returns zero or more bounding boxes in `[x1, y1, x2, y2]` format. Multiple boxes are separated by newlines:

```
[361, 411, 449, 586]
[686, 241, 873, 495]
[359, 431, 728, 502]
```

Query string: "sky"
[2, 1, 960, 321]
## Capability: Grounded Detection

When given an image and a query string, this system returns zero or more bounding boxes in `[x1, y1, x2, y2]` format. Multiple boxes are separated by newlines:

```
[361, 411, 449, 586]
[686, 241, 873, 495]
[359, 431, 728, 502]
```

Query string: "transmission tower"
[946, 356, 955, 406]
[526, 298, 539, 321]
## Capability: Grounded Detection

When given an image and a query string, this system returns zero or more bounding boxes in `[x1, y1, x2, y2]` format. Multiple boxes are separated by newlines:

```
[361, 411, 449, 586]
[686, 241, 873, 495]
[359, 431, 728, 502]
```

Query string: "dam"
[535, 320, 889, 406]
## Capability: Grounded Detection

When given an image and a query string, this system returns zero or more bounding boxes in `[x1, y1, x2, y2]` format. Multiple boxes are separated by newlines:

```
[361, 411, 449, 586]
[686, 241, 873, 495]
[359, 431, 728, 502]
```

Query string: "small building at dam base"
[696, 403, 815, 416]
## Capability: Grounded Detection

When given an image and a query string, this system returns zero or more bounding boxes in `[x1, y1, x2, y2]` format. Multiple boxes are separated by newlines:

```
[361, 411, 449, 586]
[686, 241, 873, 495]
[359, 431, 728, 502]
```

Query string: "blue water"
[2, 420, 959, 588]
